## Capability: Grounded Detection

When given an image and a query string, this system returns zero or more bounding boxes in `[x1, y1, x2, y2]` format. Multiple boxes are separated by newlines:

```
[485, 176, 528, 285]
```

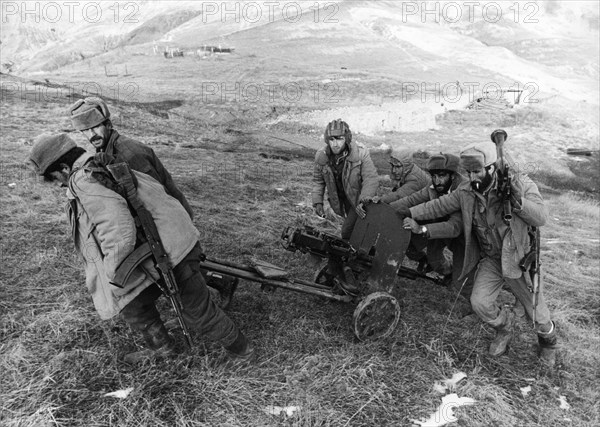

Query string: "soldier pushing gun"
[311, 119, 379, 295]
[396, 131, 558, 367]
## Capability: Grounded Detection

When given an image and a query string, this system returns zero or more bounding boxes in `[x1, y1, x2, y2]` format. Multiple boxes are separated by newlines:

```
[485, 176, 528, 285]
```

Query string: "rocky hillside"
[2, 1, 597, 100]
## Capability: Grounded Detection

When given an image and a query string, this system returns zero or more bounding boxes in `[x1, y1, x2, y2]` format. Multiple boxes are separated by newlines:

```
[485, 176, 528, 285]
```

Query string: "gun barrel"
[490, 129, 512, 225]
[490, 129, 508, 145]
[503, 200, 513, 222]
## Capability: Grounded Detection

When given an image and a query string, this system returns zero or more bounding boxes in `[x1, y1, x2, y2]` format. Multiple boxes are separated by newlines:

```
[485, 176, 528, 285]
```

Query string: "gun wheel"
[352, 292, 400, 341]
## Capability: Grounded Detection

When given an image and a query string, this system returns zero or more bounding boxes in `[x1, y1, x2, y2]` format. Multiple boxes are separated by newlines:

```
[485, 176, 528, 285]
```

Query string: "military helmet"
[30, 133, 77, 175]
[324, 119, 352, 145]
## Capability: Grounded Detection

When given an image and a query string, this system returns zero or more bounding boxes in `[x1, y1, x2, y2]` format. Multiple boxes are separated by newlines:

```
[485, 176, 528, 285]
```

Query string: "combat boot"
[537, 321, 558, 368]
[225, 330, 255, 362]
[334, 266, 361, 296]
[124, 321, 176, 364]
[206, 271, 239, 310]
[489, 308, 515, 357]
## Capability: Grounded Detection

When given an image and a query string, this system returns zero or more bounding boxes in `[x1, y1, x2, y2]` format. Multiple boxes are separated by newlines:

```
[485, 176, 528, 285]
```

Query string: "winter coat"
[389, 173, 465, 239]
[66, 155, 200, 319]
[103, 130, 194, 218]
[409, 173, 547, 281]
[311, 141, 379, 216]
[381, 164, 431, 204]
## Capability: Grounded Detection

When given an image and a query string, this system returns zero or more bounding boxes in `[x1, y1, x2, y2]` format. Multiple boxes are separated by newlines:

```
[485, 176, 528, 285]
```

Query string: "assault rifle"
[490, 129, 512, 224]
[106, 162, 193, 348]
[519, 226, 541, 326]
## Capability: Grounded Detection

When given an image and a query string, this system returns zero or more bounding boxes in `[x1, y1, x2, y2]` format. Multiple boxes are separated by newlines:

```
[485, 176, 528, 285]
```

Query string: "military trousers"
[120, 243, 240, 347]
[341, 203, 358, 241]
[470, 256, 552, 331]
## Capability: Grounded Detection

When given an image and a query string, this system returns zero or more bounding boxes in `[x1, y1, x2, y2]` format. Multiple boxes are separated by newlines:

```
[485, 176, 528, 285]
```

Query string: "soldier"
[68, 97, 236, 308]
[379, 149, 431, 204]
[397, 141, 558, 366]
[372, 149, 432, 266]
[68, 97, 194, 217]
[29, 133, 253, 363]
[312, 119, 379, 294]
[391, 153, 471, 293]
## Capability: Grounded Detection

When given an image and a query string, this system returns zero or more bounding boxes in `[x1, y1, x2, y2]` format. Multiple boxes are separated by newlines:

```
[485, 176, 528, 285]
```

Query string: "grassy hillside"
[1, 74, 599, 426]
[1, 1, 598, 425]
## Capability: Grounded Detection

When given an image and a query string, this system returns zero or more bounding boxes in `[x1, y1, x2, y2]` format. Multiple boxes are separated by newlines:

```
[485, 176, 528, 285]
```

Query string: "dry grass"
[1, 81, 599, 427]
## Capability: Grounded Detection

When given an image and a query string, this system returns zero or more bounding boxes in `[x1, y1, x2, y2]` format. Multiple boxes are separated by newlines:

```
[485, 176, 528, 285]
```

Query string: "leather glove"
[314, 203, 325, 217]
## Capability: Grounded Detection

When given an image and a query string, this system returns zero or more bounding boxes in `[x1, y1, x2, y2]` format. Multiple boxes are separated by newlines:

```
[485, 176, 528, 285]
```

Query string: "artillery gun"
[115, 204, 435, 341]
[202, 203, 428, 341]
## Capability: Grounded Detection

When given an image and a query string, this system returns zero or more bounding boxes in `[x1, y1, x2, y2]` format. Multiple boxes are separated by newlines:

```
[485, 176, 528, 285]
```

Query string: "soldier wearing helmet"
[312, 119, 379, 294]
[68, 97, 194, 219]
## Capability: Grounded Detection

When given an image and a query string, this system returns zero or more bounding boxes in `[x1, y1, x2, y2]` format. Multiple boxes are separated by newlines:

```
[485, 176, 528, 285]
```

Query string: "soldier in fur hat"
[389, 154, 472, 291]
[68, 97, 194, 218]
[68, 97, 237, 308]
[397, 141, 558, 366]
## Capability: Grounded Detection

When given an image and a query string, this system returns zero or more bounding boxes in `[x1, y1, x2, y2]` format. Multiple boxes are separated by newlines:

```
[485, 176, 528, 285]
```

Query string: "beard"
[471, 170, 493, 193]
[90, 135, 106, 150]
[435, 181, 452, 194]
